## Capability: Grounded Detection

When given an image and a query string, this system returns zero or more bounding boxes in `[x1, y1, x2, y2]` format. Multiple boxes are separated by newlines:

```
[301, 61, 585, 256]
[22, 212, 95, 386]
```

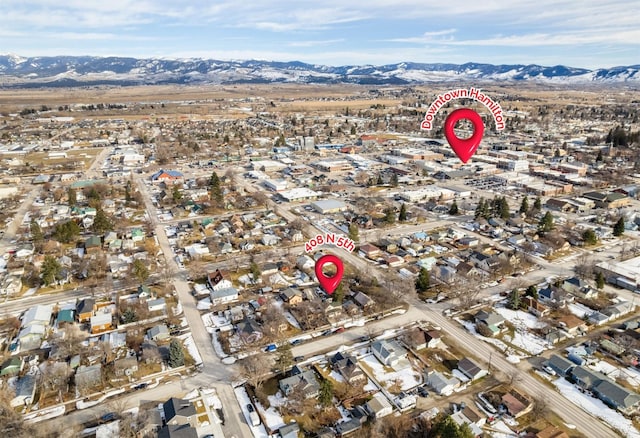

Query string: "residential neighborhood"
[0, 81, 639, 438]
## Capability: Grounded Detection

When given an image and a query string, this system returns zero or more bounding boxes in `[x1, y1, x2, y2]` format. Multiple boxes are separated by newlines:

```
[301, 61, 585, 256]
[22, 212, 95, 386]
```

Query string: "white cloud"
[288, 39, 345, 47]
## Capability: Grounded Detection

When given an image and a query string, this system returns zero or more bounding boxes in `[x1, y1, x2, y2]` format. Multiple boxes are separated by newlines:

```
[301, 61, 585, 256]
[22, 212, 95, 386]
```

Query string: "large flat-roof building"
[311, 199, 348, 214]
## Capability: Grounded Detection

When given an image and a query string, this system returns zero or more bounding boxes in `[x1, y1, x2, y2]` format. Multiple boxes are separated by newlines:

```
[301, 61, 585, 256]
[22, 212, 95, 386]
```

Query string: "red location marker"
[315, 254, 344, 295]
[444, 108, 484, 164]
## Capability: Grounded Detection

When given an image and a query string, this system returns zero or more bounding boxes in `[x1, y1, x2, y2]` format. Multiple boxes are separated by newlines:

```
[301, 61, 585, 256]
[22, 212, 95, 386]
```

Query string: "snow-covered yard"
[503, 330, 547, 356]
[181, 334, 203, 365]
[254, 393, 287, 431]
[360, 354, 422, 391]
[201, 312, 232, 332]
[553, 378, 640, 438]
[233, 386, 269, 438]
[494, 307, 546, 329]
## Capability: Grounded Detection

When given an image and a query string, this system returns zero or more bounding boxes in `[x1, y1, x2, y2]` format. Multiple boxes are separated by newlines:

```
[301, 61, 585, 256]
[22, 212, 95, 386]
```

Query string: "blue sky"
[2, 0, 639, 68]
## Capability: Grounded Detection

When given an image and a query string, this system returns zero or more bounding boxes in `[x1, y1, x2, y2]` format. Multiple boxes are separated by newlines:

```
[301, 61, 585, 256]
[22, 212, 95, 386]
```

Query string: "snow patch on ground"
[233, 386, 269, 438]
[494, 307, 546, 329]
[504, 330, 547, 355]
[256, 399, 286, 431]
[455, 318, 510, 352]
[360, 353, 421, 391]
[487, 420, 515, 438]
[553, 377, 640, 438]
[182, 335, 203, 365]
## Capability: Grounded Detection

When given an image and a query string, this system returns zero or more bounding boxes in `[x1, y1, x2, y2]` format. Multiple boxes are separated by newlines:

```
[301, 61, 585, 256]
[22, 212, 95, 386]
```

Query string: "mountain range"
[0, 54, 639, 87]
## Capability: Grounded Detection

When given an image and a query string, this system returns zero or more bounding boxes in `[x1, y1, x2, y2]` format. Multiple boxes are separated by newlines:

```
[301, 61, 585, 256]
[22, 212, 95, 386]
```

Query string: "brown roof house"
[329, 352, 366, 386]
[501, 389, 533, 418]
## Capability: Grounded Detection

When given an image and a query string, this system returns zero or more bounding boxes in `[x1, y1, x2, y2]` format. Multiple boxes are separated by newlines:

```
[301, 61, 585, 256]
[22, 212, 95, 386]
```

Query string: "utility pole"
[488, 351, 493, 373]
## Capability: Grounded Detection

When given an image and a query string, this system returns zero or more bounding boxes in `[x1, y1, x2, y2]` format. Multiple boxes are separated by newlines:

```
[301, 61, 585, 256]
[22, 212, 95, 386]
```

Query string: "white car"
[542, 365, 556, 376]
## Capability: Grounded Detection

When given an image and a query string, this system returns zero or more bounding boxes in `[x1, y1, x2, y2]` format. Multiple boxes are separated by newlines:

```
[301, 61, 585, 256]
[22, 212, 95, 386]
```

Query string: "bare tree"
[50, 324, 87, 360]
[236, 355, 273, 390]
[574, 253, 595, 279]
[41, 362, 71, 403]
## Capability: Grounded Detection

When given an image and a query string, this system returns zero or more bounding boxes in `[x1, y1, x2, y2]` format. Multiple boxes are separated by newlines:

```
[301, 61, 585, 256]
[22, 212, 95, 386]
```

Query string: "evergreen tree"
[30, 219, 44, 246]
[538, 211, 554, 234]
[595, 271, 605, 289]
[53, 220, 81, 243]
[533, 196, 542, 210]
[519, 196, 529, 214]
[596, 149, 603, 162]
[399, 203, 408, 221]
[582, 229, 598, 245]
[474, 198, 485, 219]
[274, 343, 293, 371]
[390, 173, 399, 187]
[348, 223, 359, 243]
[41, 255, 62, 286]
[209, 171, 224, 208]
[431, 415, 475, 438]
[499, 196, 510, 219]
[415, 267, 430, 293]
[383, 207, 396, 224]
[509, 288, 521, 310]
[92, 208, 114, 234]
[168, 339, 185, 367]
[131, 258, 150, 284]
[449, 200, 459, 216]
[376, 173, 383, 185]
[318, 379, 334, 407]
[525, 285, 538, 299]
[333, 283, 344, 304]
[67, 187, 77, 206]
[172, 184, 182, 203]
[250, 259, 261, 284]
[613, 217, 625, 236]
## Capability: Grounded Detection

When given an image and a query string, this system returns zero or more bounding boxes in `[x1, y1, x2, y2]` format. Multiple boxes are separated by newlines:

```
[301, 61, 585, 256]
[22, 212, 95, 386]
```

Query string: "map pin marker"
[315, 254, 344, 295]
[444, 108, 484, 164]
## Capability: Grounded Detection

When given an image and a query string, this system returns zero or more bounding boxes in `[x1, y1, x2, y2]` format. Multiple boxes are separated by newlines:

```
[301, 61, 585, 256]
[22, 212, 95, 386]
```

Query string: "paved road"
[136, 175, 252, 438]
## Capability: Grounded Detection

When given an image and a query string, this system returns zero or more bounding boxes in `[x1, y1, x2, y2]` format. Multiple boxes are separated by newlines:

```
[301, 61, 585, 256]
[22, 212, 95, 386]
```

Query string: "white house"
[147, 298, 167, 313]
[211, 287, 239, 306]
[427, 371, 460, 396]
[371, 340, 408, 367]
[366, 392, 393, 419]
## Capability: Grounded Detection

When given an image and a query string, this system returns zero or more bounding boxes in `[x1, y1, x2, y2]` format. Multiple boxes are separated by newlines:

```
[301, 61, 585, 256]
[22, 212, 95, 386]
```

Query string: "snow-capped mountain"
[0, 55, 638, 87]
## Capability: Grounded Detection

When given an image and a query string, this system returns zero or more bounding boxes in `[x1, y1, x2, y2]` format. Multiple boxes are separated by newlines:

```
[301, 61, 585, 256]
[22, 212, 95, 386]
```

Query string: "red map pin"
[444, 108, 484, 164]
[315, 254, 344, 295]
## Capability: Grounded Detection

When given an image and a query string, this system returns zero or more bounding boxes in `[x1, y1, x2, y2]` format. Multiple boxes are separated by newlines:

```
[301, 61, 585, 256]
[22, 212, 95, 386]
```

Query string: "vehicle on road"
[294, 355, 305, 362]
[246, 403, 261, 426]
[265, 344, 277, 352]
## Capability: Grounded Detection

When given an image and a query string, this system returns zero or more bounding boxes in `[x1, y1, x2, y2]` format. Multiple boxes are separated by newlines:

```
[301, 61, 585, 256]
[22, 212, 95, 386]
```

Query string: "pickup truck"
[246, 404, 261, 426]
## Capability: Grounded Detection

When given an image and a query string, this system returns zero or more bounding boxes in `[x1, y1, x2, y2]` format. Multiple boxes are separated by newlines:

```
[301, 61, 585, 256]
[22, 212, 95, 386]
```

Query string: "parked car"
[294, 355, 305, 362]
[246, 404, 261, 426]
[265, 344, 277, 352]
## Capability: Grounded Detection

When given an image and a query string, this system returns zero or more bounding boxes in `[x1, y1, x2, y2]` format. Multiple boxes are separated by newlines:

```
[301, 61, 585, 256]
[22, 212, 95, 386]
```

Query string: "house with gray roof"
[163, 397, 196, 427]
[148, 324, 170, 341]
[544, 354, 575, 377]
[210, 286, 239, 306]
[474, 310, 506, 336]
[10, 374, 37, 408]
[593, 379, 640, 415]
[371, 339, 407, 367]
[571, 365, 607, 390]
[279, 366, 320, 399]
[427, 371, 460, 395]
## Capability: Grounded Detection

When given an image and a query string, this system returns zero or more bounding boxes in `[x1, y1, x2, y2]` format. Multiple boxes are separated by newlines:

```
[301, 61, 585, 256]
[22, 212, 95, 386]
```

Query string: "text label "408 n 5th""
[304, 233, 355, 253]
